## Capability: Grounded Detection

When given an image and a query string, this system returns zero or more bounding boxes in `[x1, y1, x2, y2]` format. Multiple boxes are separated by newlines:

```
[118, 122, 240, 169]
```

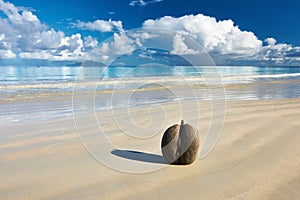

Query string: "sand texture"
[1, 97, 300, 199]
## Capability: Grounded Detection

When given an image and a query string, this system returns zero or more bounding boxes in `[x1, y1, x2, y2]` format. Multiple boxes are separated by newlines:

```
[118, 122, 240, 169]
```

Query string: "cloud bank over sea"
[1, 0, 300, 65]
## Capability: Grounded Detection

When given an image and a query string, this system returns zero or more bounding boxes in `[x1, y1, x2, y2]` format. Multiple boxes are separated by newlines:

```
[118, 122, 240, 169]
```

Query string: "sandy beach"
[2, 0, 300, 198]
[1, 92, 300, 199]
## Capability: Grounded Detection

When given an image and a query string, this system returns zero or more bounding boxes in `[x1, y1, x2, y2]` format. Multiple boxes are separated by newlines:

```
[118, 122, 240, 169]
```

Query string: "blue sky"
[1, 0, 300, 65]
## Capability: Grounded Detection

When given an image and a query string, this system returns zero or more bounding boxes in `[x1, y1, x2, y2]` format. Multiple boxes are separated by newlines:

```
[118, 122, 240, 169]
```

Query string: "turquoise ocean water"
[1, 65, 300, 124]
[1, 65, 300, 98]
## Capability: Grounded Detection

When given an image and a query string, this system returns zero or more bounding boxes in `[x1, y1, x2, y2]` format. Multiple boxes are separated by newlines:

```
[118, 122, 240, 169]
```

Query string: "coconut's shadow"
[111, 149, 167, 164]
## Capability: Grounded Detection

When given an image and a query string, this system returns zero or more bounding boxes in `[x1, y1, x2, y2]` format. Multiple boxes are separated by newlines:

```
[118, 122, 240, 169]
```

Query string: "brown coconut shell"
[161, 120, 200, 165]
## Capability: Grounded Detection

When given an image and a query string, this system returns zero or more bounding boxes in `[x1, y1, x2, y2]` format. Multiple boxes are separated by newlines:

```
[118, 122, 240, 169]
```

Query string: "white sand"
[1, 97, 300, 199]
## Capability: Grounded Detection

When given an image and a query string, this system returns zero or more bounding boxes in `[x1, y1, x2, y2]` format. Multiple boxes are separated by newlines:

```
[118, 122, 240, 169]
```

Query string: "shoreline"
[1, 78, 300, 126]
[1, 78, 300, 98]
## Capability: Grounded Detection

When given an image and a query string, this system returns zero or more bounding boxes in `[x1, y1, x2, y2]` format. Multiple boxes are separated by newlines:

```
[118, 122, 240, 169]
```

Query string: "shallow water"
[1, 65, 300, 125]
[1, 65, 300, 86]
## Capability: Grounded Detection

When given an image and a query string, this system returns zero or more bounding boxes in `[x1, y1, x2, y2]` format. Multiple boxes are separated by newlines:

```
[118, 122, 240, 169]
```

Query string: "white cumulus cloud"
[91, 33, 135, 63]
[0, 0, 99, 60]
[265, 38, 277, 46]
[74, 19, 124, 33]
[143, 14, 263, 56]
[0, 49, 16, 59]
[170, 34, 199, 55]
[142, 14, 300, 65]
[83, 36, 99, 49]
